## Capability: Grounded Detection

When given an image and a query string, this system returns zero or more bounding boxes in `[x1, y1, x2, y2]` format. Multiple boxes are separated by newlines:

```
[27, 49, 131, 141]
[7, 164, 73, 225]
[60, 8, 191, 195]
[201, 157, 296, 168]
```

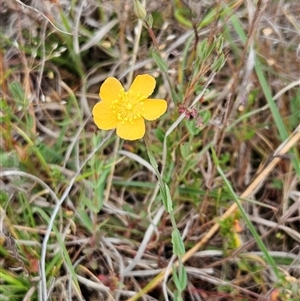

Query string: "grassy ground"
[1, 0, 300, 300]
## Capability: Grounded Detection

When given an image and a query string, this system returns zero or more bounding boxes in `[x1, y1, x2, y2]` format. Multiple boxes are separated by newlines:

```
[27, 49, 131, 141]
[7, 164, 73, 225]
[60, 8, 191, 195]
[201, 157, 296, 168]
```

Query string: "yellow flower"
[92, 74, 167, 140]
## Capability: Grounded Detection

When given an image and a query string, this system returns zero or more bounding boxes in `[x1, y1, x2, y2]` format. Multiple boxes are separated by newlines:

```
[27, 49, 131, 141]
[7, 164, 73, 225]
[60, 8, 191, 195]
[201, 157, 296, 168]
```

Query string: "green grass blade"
[211, 147, 280, 279]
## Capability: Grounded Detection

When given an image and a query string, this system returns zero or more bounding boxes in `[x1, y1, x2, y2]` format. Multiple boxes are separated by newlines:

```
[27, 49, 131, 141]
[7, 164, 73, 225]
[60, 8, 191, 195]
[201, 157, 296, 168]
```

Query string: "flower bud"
[133, 0, 147, 20]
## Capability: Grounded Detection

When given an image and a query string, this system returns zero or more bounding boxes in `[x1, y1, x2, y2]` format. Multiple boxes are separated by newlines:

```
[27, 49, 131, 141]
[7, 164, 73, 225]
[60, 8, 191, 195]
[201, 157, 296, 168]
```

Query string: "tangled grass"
[0, 0, 300, 300]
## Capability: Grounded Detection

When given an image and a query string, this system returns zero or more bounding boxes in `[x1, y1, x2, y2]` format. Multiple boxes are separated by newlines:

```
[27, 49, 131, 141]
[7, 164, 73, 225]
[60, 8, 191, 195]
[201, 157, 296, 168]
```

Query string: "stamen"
[112, 87, 145, 124]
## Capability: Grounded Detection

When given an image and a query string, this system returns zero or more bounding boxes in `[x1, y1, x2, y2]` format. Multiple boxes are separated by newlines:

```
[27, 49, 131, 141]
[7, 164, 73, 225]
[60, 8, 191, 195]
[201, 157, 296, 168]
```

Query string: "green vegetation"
[1, 1, 299, 300]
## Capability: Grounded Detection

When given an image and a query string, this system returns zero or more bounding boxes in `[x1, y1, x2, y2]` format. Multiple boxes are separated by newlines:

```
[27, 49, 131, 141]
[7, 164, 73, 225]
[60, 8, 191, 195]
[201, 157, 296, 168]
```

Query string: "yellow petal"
[138, 99, 167, 121]
[116, 118, 145, 140]
[99, 77, 123, 103]
[129, 74, 156, 104]
[92, 101, 119, 130]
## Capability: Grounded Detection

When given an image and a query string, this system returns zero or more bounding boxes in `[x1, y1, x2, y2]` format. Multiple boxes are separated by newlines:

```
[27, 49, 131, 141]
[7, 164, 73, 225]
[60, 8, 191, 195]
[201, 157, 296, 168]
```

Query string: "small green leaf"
[0, 99, 12, 123]
[147, 149, 158, 169]
[211, 53, 226, 72]
[77, 208, 93, 232]
[172, 229, 185, 256]
[9, 82, 27, 107]
[172, 291, 183, 301]
[184, 119, 201, 136]
[163, 183, 173, 213]
[172, 266, 180, 289]
[151, 51, 168, 72]
[154, 127, 165, 143]
[180, 143, 190, 160]
[145, 13, 153, 28]
[178, 265, 187, 290]
[215, 36, 224, 54]
[173, 265, 187, 291]
[199, 109, 211, 125]
[197, 38, 211, 62]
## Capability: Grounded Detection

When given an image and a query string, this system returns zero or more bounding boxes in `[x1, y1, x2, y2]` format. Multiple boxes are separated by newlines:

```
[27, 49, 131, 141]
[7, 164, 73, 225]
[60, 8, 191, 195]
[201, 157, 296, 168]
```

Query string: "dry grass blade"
[13, 0, 76, 36]
[127, 124, 300, 301]
[79, 19, 119, 53]
[1, 0, 299, 300]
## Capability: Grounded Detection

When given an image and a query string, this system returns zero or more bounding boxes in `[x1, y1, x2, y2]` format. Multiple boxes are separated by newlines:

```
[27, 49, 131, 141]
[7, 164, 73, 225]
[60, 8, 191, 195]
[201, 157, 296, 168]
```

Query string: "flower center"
[110, 89, 146, 124]
[126, 103, 132, 110]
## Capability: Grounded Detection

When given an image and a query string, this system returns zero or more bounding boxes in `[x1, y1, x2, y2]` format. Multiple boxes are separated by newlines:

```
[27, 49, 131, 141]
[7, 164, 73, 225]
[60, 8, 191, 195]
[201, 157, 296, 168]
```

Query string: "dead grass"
[0, 0, 300, 301]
